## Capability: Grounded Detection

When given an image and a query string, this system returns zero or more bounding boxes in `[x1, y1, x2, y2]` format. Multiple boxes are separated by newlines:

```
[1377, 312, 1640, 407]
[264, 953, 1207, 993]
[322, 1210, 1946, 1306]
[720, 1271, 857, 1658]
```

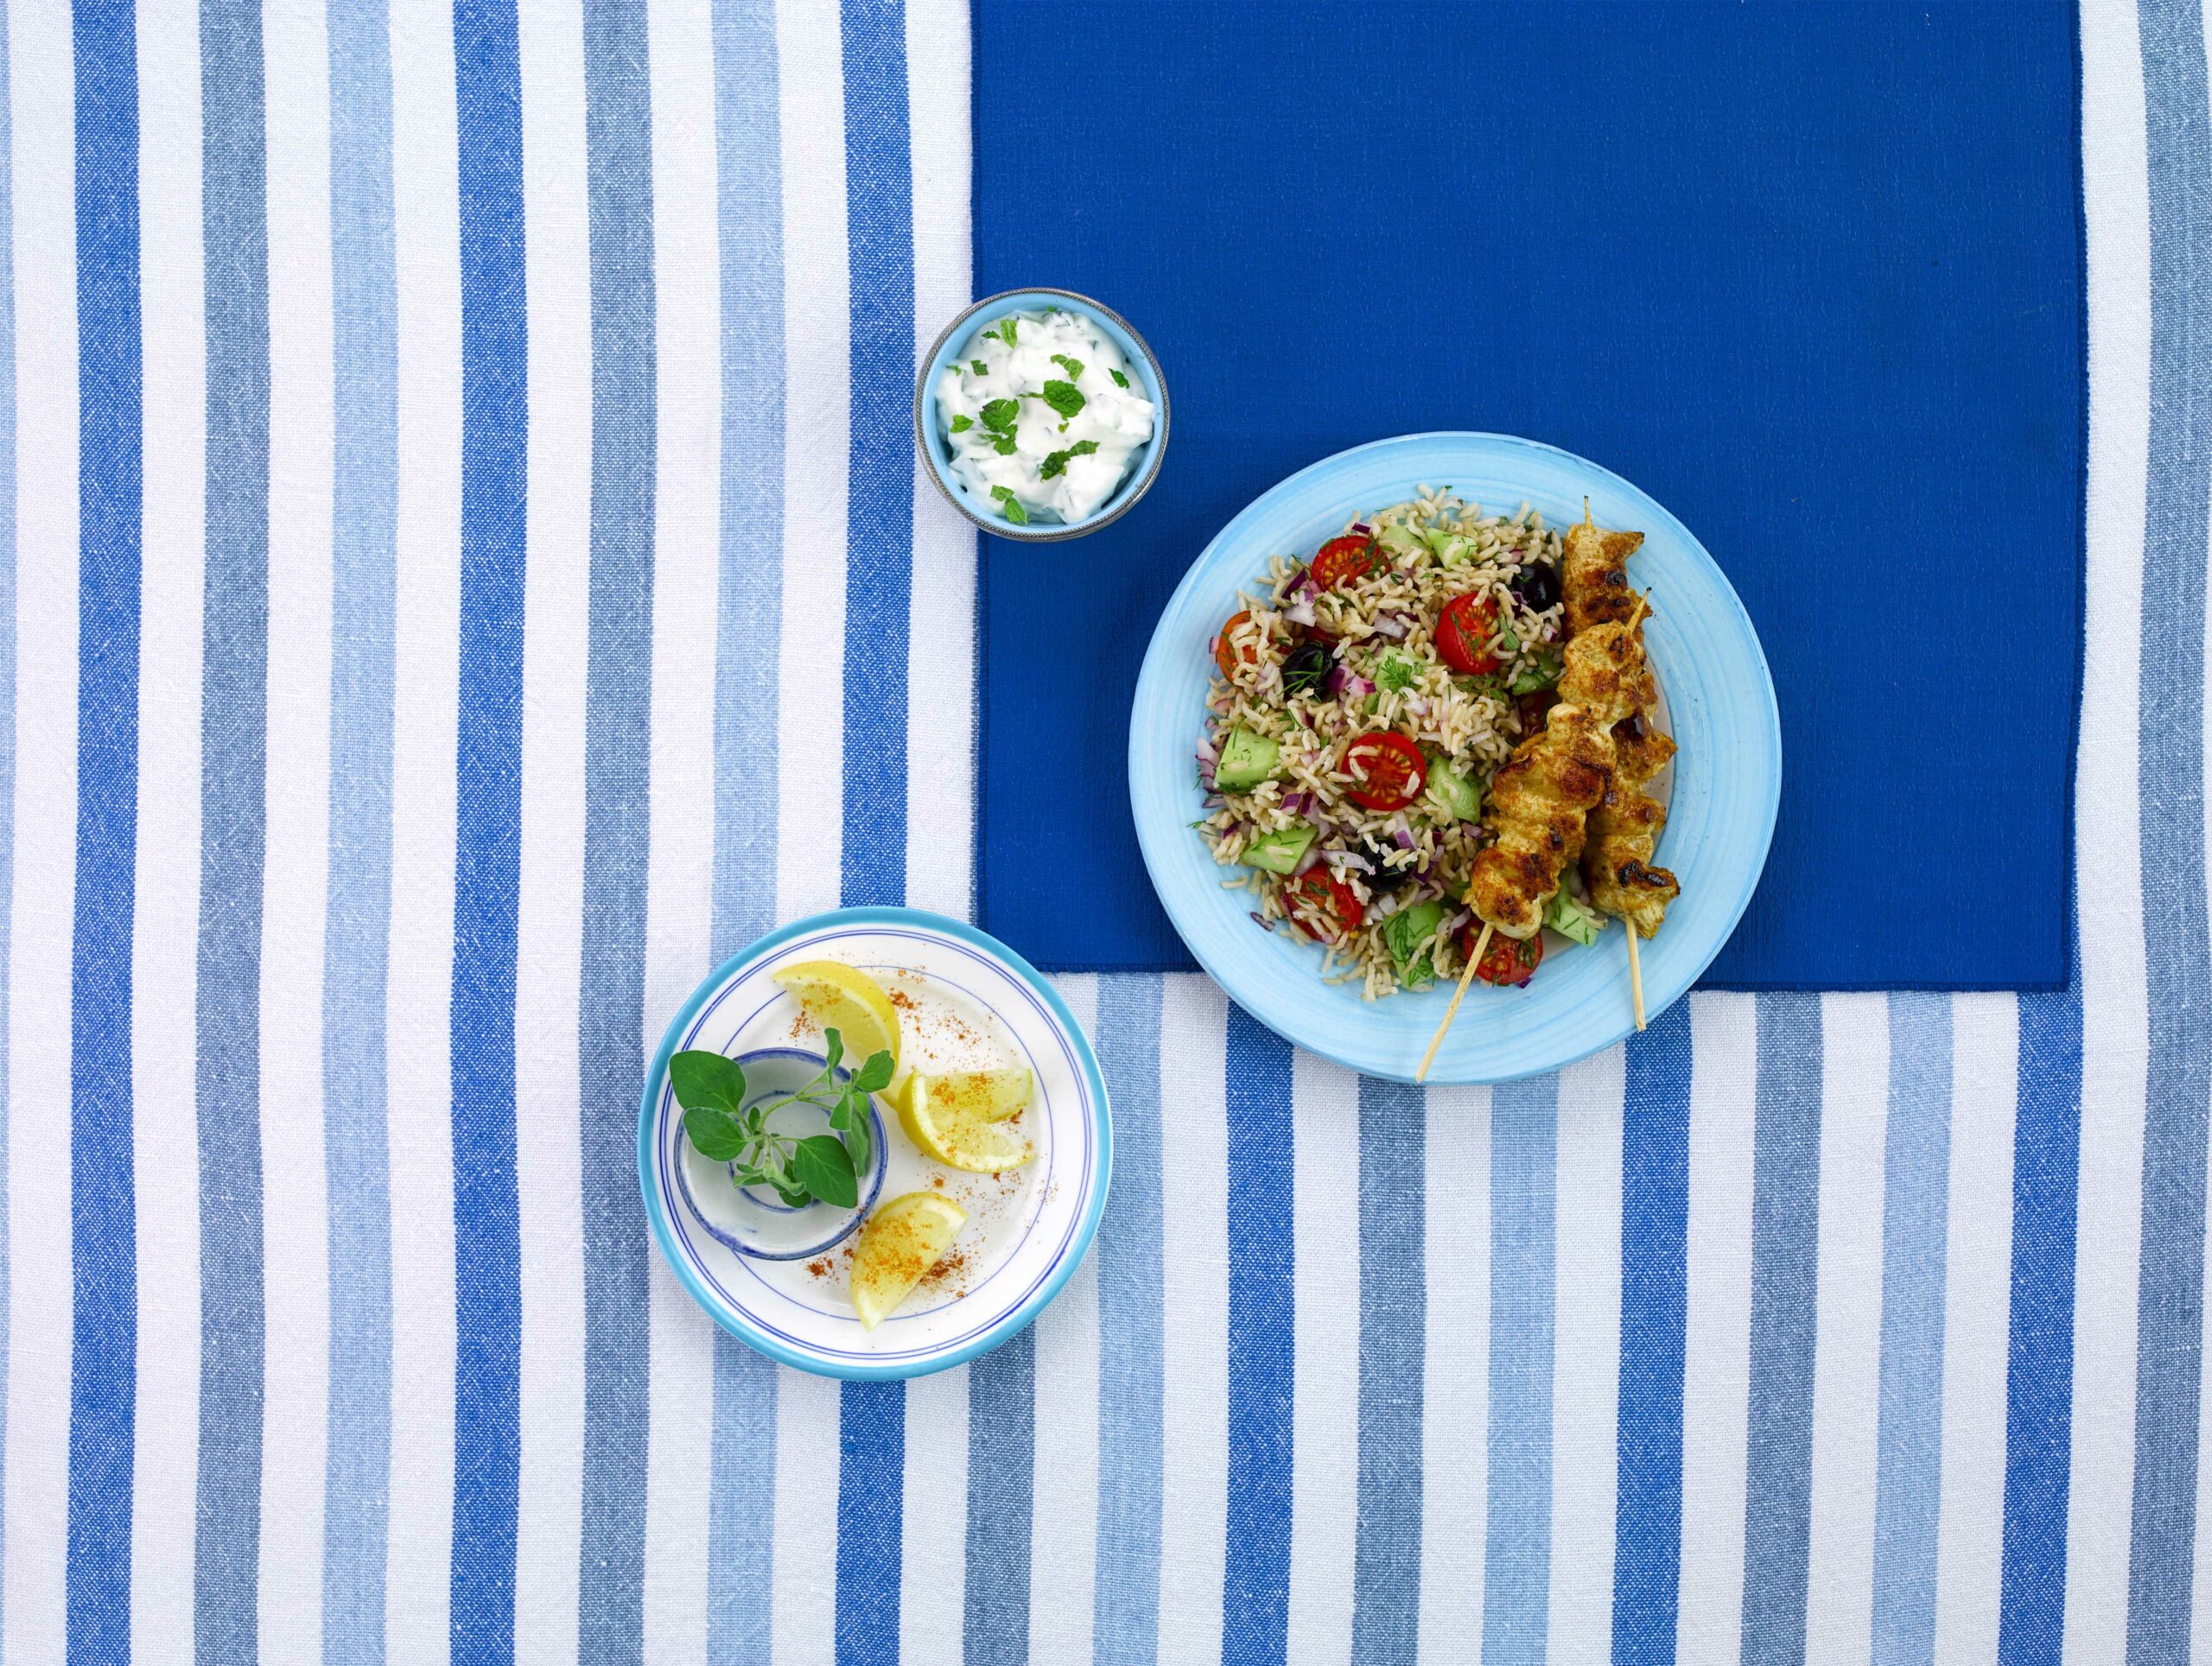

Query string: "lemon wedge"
[772, 960, 900, 1081]
[895, 1069, 1035, 1173]
[849, 1191, 969, 1329]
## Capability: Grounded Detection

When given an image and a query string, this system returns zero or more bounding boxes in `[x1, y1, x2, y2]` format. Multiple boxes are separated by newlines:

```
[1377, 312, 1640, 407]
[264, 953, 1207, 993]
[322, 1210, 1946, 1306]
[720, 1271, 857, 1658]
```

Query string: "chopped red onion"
[1283, 599, 1317, 626]
[1403, 695, 1430, 718]
[1391, 826, 1416, 851]
[1351, 521, 1372, 534]
[1196, 738, 1219, 764]
[1328, 850, 1375, 874]
[1370, 614, 1409, 639]
[1249, 912, 1274, 932]
[1292, 845, 1323, 876]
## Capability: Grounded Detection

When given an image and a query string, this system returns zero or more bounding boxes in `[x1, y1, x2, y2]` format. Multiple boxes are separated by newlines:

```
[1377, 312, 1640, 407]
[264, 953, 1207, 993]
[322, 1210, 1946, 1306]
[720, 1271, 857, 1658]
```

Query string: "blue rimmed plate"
[1128, 433, 1781, 1084]
[640, 907, 1111, 1379]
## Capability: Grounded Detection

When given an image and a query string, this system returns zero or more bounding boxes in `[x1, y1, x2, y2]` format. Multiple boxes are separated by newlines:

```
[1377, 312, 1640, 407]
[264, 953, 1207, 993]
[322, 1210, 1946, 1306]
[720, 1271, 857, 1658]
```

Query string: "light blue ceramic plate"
[639, 907, 1111, 1379]
[1128, 433, 1781, 1084]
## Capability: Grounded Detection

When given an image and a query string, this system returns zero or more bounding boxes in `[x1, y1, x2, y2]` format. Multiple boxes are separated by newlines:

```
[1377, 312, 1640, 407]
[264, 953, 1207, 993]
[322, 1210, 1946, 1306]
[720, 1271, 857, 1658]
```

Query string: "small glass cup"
[673, 1046, 889, 1261]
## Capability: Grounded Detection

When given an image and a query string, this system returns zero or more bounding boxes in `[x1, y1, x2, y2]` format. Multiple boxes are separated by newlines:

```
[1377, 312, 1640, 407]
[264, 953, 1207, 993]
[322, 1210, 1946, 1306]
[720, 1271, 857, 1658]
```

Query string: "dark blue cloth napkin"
[975, 0, 2083, 988]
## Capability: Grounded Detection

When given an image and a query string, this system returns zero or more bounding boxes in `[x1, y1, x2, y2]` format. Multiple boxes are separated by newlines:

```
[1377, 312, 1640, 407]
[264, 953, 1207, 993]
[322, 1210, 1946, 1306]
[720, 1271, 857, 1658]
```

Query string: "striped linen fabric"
[0, 0, 2203, 1663]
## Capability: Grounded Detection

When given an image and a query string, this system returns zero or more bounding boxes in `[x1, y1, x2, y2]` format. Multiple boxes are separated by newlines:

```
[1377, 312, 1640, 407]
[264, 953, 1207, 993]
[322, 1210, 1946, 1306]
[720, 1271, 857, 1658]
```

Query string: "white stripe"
[901, 0, 974, 921]
[899, 1356, 969, 1666]
[1156, 974, 1229, 1664]
[638, 0, 727, 1655]
[2068, 3, 2154, 1660]
[1024, 974, 1100, 1666]
[1418, 1083, 1489, 1663]
[772, 0, 848, 920]
[0, 0, 75, 1651]
[1548, 1042, 1625, 1663]
[257, 3, 338, 1655]
[1286, 1046, 1358, 1666]
[385, 2, 465, 1653]
[1931, 994, 2018, 1666]
[643, 1262, 716, 1664]
[509, 0, 593, 1651]
[1675, 992, 1760, 1666]
[772, 1367, 842, 1666]
[1802, 993, 1891, 1666]
[125, 1, 207, 1657]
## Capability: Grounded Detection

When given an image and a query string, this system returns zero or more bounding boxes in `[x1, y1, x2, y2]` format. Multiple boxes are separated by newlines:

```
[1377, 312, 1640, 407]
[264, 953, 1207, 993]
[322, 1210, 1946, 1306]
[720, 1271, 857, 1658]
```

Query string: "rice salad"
[1195, 488, 1608, 999]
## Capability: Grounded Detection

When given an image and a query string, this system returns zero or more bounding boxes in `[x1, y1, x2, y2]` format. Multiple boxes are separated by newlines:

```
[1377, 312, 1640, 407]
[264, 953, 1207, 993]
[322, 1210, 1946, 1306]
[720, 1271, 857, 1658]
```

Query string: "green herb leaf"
[837, 1094, 874, 1172]
[683, 1105, 748, 1161]
[995, 319, 1018, 347]
[851, 1049, 894, 1094]
[1109, 368, 1129, 388]
[970, 359, 988, 375]
[791, 1135, 859, 1208]
[1051, 353, 1084, 381]
[990, 485, 1030, 525]
[1038, 439, 1100, 480]
[1039, 379, 1085, 422]
[769, 1173, 813, 1208]
[949, 414, 973, 433]
[979, 398, 1019, 434]
[670, 1050, 747, 1116]
[992, 436, 1017, 455]
[821, 1027, 844, 1073]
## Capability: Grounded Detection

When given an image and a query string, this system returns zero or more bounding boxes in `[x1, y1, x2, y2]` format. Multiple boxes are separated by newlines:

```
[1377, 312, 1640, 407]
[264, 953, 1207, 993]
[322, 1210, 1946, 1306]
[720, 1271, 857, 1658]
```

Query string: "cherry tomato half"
[1310, 534, 1382, 590]
[1460, 923, 1544, 988]
[1342, 731, 1427, 811]
[1285, 868, 1365, 944]
[1213, 610, 1258, 679]
[1437, 592, 1503, 676]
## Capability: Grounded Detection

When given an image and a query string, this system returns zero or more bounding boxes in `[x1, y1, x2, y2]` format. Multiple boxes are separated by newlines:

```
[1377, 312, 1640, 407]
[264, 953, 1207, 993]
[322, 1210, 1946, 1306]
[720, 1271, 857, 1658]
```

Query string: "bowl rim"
[913, 286, 1171, 542]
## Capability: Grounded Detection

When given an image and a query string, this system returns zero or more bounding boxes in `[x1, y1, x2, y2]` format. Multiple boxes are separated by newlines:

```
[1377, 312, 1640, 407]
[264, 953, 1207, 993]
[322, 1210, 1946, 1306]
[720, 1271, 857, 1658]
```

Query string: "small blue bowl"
[914, 287, 1170, 541]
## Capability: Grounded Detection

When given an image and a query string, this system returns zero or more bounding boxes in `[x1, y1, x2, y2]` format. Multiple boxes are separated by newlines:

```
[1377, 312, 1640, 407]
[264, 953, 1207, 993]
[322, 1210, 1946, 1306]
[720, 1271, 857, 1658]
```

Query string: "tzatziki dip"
[934, 308, 1156, 525]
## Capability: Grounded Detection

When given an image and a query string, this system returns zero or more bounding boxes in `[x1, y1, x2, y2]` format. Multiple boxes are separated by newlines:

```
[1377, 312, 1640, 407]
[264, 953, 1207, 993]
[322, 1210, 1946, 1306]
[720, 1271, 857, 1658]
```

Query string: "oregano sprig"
[672, 1027, 891, 1211]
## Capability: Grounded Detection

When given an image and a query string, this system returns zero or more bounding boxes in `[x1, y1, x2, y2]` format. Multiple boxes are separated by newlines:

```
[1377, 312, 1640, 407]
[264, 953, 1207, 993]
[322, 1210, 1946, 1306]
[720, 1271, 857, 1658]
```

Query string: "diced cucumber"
[1382, 899, 1449, 987]
[1215, 725, 1280, 792]
[1240, 823, 1316, 874]
[1417, 525, 1471, 563]
[1510, 650, 1563, 696]
[1424, 754, 1482, 822]
[1545, 887, 1605, 946]
[1376, 521, 1424, 557]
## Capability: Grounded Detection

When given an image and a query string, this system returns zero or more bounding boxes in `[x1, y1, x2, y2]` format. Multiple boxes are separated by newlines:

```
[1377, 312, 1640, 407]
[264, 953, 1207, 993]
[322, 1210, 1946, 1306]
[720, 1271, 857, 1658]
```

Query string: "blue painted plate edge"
[638, 906, 1115, 1380]
[1128, 431, 1782, 1084]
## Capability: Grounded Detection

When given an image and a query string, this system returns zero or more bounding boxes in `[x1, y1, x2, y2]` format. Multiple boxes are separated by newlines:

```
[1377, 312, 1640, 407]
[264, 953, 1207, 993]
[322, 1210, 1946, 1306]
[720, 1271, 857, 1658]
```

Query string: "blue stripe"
[64, 3, 142, 1655]
[709, 0, 783, 955]
[1222, 1003, 1294, 1666]
[963, 1325, 1037, 1663]
[836, 0, 912, 910]
[194, 3, 273, 1654]
[448, 0, 528, 1654]
[1868, 995, 1953, 1666]
[577, 3, 657, 1657]
[1611, 999, 1694, 1666]
[0, 0, 17, 1625]
[1351, 1078, 1424, 1666]
[1483, 1074, 1557, 1666]
[703, 0, 785, 1650]
[836, 1378, 906, 1666]
[1999, 988, 2084, 1664]
[1739, 995, 1823, 1666]
[321, 0, 398, 1656]
[1091, 975, 1165, 1666]
[706, 1334, 779, 1666]
[2128, 2, 2212, 1659]
[833, 4, 916, 1656]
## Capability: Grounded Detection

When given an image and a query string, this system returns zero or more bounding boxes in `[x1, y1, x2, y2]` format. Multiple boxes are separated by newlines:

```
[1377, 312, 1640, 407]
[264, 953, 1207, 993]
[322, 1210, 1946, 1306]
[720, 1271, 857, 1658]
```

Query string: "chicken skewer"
[1562, 504, 1680, 1027]
[1414, 696, 1615, 1080]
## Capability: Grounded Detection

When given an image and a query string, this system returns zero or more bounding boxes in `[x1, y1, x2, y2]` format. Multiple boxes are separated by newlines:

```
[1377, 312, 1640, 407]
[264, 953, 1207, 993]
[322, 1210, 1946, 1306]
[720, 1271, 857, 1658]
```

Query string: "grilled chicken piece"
[1562, 520, 1647, 635]
[1557, 620, 1656, 724]
[1465, 703, 1614, 939]
[1585, 707, 1680, 939]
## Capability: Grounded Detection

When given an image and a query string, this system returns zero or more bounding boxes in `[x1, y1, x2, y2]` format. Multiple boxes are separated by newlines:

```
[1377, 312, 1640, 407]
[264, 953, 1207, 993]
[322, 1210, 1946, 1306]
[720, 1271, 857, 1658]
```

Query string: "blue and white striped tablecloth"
[0, 1, 2205, 1663]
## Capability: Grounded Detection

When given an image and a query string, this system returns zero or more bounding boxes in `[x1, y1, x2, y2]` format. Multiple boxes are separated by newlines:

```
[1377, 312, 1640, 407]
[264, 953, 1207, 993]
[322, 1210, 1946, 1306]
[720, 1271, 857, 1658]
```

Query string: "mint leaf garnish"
[1039, 380, 1085, 422]
[949, 414, 973, 433]
[1052, 354, 1084, 381]
[1109, 368, 1129, 388]
[979, 398, 1019, 433]
[990, 485, 1030, 525]
[971, 359, 988, 375]
[1039, 439, 1100, 480]
[993, 436, 1017, 455]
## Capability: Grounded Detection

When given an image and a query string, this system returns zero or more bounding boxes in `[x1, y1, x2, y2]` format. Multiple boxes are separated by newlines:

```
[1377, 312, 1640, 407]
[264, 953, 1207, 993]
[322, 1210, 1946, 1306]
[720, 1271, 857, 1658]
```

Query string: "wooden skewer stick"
[1619, 591, 1652, 1029]
[1416, 920, 1493, 1084]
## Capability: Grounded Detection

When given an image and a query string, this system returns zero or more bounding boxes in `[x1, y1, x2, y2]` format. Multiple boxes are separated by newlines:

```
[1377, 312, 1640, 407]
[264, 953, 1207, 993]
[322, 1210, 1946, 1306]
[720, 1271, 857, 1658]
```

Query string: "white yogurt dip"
[934, 307, 1156, 525]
